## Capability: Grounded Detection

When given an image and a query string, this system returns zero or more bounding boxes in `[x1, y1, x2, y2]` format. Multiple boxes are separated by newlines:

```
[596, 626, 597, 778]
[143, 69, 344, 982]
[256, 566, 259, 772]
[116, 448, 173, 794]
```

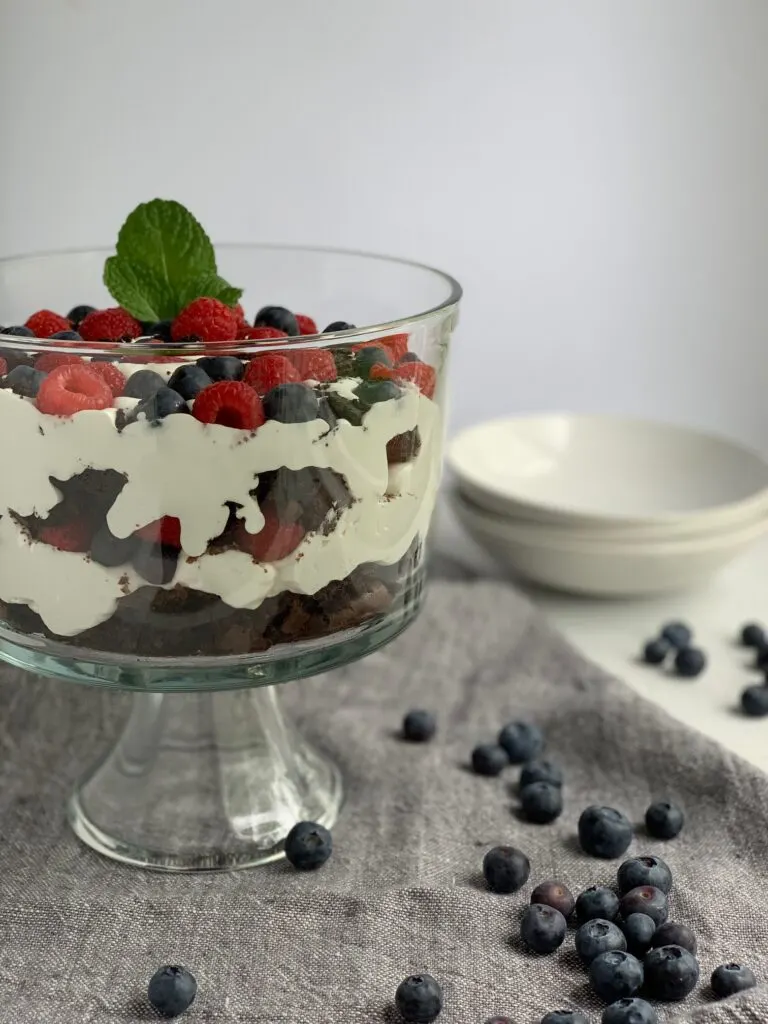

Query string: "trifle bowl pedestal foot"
[67, 685, 343, 872]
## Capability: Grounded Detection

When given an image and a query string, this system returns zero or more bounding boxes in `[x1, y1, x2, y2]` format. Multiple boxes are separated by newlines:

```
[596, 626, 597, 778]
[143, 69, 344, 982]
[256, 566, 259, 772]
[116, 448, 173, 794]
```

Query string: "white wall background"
[2, 0, 768, 446]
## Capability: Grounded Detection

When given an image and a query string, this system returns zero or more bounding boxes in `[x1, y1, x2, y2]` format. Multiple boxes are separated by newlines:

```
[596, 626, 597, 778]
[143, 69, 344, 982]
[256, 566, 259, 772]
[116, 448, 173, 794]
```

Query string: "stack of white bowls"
[447, 414, 768, 597]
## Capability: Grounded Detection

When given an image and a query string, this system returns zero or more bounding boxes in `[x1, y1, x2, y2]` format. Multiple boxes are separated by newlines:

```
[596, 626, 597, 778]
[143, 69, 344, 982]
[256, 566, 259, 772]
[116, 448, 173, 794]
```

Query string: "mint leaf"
[103, 199, 242, 321]
[176, 273, 243, 311]
[103, 257, 174, 322]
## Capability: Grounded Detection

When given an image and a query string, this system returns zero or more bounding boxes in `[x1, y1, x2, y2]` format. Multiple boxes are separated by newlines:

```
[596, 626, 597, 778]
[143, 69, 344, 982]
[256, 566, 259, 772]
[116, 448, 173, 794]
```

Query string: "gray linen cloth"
[0, 576, 766, 1023]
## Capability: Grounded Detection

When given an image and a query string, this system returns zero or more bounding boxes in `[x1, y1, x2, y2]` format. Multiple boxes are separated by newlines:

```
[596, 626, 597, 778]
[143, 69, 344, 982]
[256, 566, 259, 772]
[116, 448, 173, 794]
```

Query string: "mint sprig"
[103, 199, 242, 322]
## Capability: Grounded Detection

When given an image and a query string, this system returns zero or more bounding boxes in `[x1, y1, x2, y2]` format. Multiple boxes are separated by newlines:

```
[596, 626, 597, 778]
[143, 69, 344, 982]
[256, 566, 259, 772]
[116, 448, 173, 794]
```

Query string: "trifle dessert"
[0, 201, 455, 658]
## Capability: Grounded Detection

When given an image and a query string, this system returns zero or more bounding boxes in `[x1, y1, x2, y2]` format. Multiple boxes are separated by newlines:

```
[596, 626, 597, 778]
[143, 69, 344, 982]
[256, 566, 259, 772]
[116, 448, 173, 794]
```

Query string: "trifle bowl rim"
[0, 242, 462, 358]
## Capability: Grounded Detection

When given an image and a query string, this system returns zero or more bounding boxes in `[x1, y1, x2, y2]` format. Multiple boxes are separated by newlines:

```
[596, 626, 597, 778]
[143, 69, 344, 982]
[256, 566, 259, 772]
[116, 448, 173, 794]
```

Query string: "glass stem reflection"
[68, 685, 343, 871]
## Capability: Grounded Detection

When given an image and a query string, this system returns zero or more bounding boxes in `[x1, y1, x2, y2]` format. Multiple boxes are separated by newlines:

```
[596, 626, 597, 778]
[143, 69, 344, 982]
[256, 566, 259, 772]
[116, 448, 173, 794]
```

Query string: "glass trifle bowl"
[0, 236, 460, 870]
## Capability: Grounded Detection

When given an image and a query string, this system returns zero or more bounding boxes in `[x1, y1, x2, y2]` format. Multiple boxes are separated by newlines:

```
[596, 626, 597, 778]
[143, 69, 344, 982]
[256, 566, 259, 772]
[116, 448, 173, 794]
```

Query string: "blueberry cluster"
[140, 711, 757, 1024]
[510, 850, 755, 1022]
[641, 621, 707, 678]
[738, 621, 768, 717]
[464, 719, 566, 824]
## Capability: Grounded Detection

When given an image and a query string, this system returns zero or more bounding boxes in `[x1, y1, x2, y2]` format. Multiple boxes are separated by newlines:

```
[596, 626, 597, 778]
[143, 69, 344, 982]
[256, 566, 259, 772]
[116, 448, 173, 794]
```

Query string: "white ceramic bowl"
[452, 488, 768, 596]
[448, 414, 768, 535]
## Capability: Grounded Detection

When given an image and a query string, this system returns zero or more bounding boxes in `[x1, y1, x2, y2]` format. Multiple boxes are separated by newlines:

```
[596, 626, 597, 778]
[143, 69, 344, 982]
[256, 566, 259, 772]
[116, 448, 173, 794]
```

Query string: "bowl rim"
[452, 486, 768, 555]
[448, 412, 768, 527]
[0, 242, 462, 357]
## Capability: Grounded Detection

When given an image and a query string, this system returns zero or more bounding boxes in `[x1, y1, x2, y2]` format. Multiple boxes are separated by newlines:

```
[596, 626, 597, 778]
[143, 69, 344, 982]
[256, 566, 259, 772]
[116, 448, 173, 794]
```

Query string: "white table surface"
[435, 501, 768, 774]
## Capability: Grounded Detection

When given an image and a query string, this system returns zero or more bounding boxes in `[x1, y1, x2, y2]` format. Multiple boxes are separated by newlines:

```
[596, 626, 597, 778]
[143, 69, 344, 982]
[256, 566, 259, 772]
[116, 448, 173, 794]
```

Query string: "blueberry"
[530, 881, 575, 919]
[4, 364, 46, 397]
[755, 645, 768, 670]
[520, 781, 563, 823]
[144, 319, 173, 341]
[589, 950, 644, 1003]
[601, 998, 658, 1024]
[617, 855, 673, 895]
[578, 805, 633, 859]
[254, 305, 299, 336]
[651, 921, 697, 955]
[354, 379, 403, 407]
[498, 721, 544, 763]
[620, 914, 656, 958]
[132, 386, 188, 424]
[1, 325, 34, 337]
[740, 683, 768, 717]
[541, 1013, 589, 1024]
[323, 320, 356, 333]
[402, 709, 436, 742]
[520, 759, 563, 789]
[710, 962, 757, 998]
[90, 525, 138, 567]
[619, 886, 668, 927]
[398, 352, 421, 364]
[67, 304, 95, 327]
[740, 622, 765, 647]
[123, 368, 167, 400]
[642, 639, 669, 665]
[168, 364, 212, 400]
[644, 801, 684, 840]
[576, 886, 620, 924]
[674, 646, 706, 677]
[284, 820, 333, 870]
[471, 743, 508, 776]
[49, 330, 82, 341]
[196, 355, 244, 381]
[660, 622, 692, 648]
[643, 945, 699, 1001]
[132, 541, 179, 585]
[147, 965, 197, 1018]
[575, 919, 627, 964]
[263, 382, 320, 423]
[353, 346, 393, 376]
[520, 903, 567, 953]
[395, 973, 443, 1023]
[741, 618, 765, 643]
[482, 845, 530, 894]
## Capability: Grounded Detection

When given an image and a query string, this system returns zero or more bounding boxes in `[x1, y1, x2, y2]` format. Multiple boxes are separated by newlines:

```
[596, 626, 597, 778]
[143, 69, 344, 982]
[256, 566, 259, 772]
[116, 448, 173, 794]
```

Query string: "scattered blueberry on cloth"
[0, 579, 765, 1021]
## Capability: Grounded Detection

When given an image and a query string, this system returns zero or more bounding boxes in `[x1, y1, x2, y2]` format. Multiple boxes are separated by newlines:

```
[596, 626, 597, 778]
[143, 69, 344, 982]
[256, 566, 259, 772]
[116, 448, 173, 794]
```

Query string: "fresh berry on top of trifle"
[0, 200, 445, 656]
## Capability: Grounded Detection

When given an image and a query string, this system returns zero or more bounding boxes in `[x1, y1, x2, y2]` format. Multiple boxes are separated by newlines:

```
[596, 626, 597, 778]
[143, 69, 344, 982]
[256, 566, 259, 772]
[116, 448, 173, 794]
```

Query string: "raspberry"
[288, 348, 337, 383]
[369, 363, 395, 381]
[295, 314, 318, 336]
[239, 326, 288, 342]
[353, 334, 409, 363]
[87, 361, 126, 398]
[39, 520, 91, 552]
[243, 354, 300, 394]
[235, 506, 305, 561]
[35, 352, 84, 374]
[25, 310, 71, 338]
[376, 333, 409, 362]
[395, 361, 436, 399]
[136, 516, 182, 548]
[193, 381, 266, 430]
[234, 302, 248, 325]
[171, 298, 238, 343]
[36, 363, 113, 415]
[0, 358, 7, 377]
[79, 307, 142, 341]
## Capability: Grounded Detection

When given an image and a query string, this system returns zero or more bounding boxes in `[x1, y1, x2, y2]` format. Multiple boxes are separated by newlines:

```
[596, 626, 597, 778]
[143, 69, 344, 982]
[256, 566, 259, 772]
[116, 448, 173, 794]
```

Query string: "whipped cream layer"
[0, 376, 441, 636]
